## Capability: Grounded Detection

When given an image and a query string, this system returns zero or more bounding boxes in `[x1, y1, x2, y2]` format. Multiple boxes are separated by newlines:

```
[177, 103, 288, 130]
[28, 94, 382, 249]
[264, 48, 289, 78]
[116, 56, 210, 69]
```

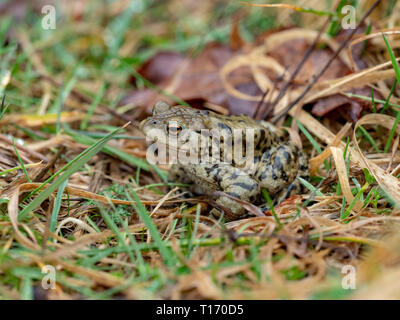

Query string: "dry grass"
[1, 0, 400, 300]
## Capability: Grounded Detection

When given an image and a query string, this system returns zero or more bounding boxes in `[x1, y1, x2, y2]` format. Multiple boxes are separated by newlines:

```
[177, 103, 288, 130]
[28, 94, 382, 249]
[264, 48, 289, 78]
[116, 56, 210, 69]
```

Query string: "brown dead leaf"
[121, 26, 383, 123]
[172, 43, 242, 106]
[121, 42, 254, 114]
[269, 38, 351, 85]
[132, 51, 185, 87]
[311, 88, 382, 122]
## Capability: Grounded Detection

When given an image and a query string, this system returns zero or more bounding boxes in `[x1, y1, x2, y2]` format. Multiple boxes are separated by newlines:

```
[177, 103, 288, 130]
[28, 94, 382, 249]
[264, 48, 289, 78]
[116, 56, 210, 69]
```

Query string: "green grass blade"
[296, 120, 322, 154]
[381, 79, 397, 114]
[19, 125, 125, 220]
[123, 219, 145, 269]
[344, 91, 400, 112]
[262, 188, 282, 229]
[50, 63, 81, 114]
[72, 131, 143, 140]
[12, 139, 31, 183]
[384, 109, 400, 153]
[65, 129, 150, 171]
[382, 33, 400, 154]
[21, 276, 33, 300]
[371, 87, 376, 113]
[297, 119, 330, 171]
[187, 203, 201, 257]
[49, 179, 69, 234]
[358, 125, 381, 153]
[98, 206, 136, 264]
[80, 81, 105, 130]
[299, 177, 324, 196]
[381, 33, 400, 153]
[0, 163, 39, 177]
[0, 44, 16, 98]
[52, 70, 79, 133]
[328, 0, 356, 36]
[126, 186, 176, 267]
[341, 182, 369, 220]
[383, 33, 400, 86]
[0, 94, 7, 120]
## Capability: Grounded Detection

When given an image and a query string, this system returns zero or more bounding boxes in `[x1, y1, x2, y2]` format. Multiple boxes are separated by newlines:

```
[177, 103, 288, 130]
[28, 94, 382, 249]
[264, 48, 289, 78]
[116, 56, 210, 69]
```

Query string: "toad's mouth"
[148, 139, 223, 162]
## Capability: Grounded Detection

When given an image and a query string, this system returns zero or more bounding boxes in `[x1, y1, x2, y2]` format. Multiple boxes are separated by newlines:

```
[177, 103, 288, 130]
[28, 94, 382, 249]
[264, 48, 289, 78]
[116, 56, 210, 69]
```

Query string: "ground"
[1, 0, 400, 300]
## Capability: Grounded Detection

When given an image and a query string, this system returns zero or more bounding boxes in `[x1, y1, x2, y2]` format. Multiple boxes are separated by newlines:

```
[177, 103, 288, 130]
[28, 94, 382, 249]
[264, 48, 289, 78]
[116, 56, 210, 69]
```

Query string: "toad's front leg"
[184, 164, 260, 221]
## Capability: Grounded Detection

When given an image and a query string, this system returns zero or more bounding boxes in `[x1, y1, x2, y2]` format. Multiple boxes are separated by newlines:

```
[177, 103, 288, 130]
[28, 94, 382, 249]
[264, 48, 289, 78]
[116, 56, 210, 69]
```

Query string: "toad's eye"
[166, 122, 183, 136]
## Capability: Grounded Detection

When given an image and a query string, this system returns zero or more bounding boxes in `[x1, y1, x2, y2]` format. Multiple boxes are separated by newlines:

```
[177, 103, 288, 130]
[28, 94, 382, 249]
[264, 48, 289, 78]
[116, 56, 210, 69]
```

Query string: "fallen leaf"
[131, 51, 185, 87]
[311, 87, 382, 122]
[269, 38, 351, 85]
[121, 42, 245, 114]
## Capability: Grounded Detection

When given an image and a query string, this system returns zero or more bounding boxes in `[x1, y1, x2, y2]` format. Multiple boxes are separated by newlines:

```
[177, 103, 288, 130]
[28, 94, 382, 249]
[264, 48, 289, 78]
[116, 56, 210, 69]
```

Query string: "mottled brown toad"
[140, 101, 309, 221]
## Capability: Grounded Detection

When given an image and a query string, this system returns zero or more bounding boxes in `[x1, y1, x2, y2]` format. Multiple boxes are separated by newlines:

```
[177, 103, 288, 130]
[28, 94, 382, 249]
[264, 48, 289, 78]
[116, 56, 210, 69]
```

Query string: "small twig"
[33, 145, 66, 182]
[41, 197, 55, 255]
[254, 68, 287, 120]
[252, 88, 269, 119]
[12, 138, 31, 182]
[262, 74, 282, 119]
